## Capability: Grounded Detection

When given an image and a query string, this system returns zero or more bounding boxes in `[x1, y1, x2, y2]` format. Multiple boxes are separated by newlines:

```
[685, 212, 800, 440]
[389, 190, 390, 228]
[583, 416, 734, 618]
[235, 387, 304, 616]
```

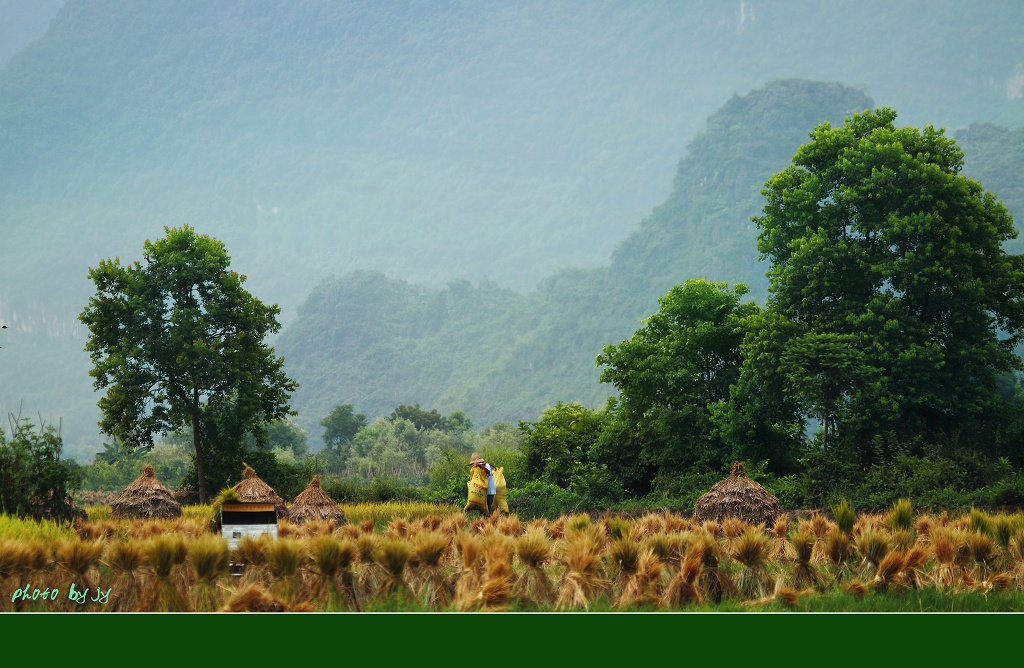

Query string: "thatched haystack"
[692, 462, 782, 528]
[286, 474, 346, 525]
[111, 464, 183, 519]
[231, 464, 288, 519]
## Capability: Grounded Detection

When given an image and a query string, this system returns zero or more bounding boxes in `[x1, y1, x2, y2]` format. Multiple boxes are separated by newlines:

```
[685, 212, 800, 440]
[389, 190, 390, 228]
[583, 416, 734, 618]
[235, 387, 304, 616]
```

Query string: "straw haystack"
[286, 475, 346, 525]
[692, 462, 782, 528]
[111, 464, 183, 519]
[232, 464, 288, 519]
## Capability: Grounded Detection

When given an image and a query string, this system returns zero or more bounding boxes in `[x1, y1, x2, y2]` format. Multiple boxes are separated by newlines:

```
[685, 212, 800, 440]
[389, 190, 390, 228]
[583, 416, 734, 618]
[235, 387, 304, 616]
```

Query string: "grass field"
[3, 503, 1024, 612]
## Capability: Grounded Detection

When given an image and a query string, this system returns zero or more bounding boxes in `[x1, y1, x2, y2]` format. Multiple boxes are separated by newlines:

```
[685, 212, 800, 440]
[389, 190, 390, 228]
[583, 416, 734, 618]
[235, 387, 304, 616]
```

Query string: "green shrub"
[508, 480, 580, 519]
[0, 419, 82, 521]
[763, 474, 807, 510]
[321, 475, 424, 504]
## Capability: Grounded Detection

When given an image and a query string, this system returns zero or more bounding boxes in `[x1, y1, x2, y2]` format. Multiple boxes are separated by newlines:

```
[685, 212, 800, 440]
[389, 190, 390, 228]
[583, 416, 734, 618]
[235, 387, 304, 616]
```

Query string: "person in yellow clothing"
[470, 452, 495, 514]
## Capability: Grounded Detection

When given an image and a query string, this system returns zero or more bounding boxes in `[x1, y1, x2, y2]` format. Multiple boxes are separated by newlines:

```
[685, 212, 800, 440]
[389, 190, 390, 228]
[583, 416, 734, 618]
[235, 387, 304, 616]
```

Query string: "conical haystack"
[232, 463, 288, 519]
[286, 474, 346, 525]
[692, 462, 781, 528]
[111, 464, 183, 519]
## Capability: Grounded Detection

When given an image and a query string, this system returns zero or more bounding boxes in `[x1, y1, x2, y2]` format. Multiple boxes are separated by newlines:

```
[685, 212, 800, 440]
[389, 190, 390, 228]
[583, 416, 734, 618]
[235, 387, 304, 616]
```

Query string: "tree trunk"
[192, 394, 207, 504]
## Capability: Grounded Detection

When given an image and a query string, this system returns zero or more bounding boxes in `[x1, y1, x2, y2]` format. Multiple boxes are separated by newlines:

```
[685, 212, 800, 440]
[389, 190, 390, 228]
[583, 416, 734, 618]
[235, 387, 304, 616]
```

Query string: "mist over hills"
[1, 1, 1022, 457]
[277, 80, 877, 437]
[280, 80, 1024, 444]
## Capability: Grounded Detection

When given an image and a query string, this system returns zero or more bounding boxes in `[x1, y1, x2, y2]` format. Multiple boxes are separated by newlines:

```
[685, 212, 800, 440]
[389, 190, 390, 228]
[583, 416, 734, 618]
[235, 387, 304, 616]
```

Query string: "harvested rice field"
[3, 505, 1024, 612]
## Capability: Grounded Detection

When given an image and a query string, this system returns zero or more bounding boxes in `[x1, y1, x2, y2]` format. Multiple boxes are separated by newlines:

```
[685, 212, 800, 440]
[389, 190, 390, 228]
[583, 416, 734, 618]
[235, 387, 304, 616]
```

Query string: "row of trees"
[75, 401, 524, 509]
[521, 108, 1024, 507]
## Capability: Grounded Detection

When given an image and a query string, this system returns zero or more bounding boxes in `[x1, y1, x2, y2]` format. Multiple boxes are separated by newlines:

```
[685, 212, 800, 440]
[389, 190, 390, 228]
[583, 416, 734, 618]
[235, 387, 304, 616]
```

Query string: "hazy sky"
[0, 0, 64, 66]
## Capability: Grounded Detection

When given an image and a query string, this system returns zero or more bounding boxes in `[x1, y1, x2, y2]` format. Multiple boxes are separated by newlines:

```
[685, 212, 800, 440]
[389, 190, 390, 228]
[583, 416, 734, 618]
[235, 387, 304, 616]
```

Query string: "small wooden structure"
[219, 464, 286, 553]
[221, 502, 279, 551]
[231, 463, 288, 519]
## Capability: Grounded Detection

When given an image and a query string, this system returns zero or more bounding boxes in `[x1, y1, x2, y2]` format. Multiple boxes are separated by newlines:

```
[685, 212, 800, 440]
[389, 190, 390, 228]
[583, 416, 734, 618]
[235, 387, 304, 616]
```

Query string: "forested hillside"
[280, 80, 1024, 442]
[1, 1, 1022, 456]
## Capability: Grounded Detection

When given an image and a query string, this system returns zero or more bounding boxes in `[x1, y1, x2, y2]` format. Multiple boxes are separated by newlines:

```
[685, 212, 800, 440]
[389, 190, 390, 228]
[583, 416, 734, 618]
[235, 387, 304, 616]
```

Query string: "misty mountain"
[1, 1, 1022, 457]
[0, 0, 63, 67]
[279, 79, 1024, 444]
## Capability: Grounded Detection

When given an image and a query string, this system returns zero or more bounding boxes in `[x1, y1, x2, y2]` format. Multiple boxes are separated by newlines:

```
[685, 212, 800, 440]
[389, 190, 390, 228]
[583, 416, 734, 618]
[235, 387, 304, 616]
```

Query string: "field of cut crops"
[3, 502, 1024, 612]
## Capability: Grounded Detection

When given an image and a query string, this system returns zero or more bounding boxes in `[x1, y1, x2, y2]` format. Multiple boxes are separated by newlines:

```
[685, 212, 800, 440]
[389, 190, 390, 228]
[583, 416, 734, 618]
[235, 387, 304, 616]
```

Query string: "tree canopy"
[0, 417, 81, 521]
[595, 279, 760, 480]
[78, 226, 297, 502]
[755, 107, 1024, 459]
[320, 403, 367, 456]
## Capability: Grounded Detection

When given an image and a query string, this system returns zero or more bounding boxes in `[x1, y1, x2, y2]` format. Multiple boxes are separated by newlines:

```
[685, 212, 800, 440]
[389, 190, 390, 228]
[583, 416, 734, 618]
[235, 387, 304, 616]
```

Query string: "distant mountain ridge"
[278, 80, 1024, 443]
[276, 80, 870, 437]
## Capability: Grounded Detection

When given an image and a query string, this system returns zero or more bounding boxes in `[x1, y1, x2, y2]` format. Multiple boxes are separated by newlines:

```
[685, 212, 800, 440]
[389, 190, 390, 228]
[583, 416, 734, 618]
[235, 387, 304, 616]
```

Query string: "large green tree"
[596, 279, 759, 477]
[518, 401, 608, 490]
[320, 403, 367, 457]
[755, 108, 1024, 458]
[79, 226, 297, 503]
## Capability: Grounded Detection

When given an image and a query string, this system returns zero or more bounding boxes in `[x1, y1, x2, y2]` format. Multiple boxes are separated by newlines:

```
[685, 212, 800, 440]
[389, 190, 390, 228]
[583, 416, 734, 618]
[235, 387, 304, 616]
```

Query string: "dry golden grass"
[555, 531, 607, 611]
[410, 531, 453, 610]
[721, 516, 752, 541]
[497, 514, 522, 538]
[731, 527, 773, 600]
[140, 534, 189, 612]
[854, 527, 889, 579]
[454, 534, 485, 611]
[513, 529, 555, 608]
[808, 513, 832, 540]
[663, 511, 692, 534]
[187, 534, 230, 611]
[8, 504, 1024, 612]
[308, 535, 360, 611]
[772, 513, 790, 541]
[222, 582, 312, 612]
[695, 529, 735, 604]
[790, 526, 823, 591]
[265, 537, 309, 604]
[374, 537, 412, 601]
[824, 527, 853, 582]
[902, 544, 931, 590]
[633, 513, 665, 538]
[615, 549, 663, 609]
[662, 546, 703, 608]
[871, 550, 907, 593]
[102, 539, 147, 612]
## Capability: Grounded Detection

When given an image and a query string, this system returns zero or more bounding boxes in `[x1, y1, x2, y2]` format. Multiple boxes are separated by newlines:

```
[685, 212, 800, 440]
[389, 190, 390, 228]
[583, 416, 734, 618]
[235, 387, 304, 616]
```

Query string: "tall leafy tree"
[518, 401, 607, 489]
[714, 311, 807, 475]
[79, 226, 297, 503]
[387, 404, 449, 432]
[320, 403, 367, 456]
[596, 279, 758, 476]
[780, 332, 877, 451]
[756, 108, 1024, 458]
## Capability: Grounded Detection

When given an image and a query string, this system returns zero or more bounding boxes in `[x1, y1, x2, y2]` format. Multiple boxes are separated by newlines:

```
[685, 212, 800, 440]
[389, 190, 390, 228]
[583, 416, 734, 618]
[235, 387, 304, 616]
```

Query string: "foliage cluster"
[79, 225, 297, 504]
[0, 418, 81, 522]
[512, 107, 1024, 512]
